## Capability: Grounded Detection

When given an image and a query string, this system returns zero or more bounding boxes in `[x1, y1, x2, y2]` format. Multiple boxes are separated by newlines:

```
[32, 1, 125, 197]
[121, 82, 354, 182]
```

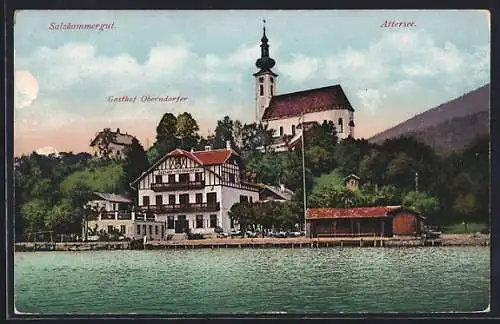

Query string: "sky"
[13, 10, 490, 156]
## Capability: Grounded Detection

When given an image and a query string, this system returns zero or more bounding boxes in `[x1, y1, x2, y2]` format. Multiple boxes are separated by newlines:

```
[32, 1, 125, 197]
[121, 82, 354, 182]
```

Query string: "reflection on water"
[14, 247, 490, 314]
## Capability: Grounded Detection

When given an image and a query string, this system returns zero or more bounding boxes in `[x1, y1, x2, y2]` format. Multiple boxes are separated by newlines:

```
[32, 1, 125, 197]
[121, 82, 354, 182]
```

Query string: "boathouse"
[306, 206, 424, 238]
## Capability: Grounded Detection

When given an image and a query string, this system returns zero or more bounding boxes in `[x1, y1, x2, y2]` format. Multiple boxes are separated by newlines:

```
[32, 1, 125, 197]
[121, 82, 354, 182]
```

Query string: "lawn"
[441, 222, 489, 234]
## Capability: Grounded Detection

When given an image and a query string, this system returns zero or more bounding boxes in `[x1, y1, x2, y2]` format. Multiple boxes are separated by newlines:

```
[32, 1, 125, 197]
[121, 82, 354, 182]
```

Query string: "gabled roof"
[344, 174, 360, 181]
[262, 84, 354, 121]
[259, 184, 295, 201]
[306, 206, 420, 220]
[130, 148, 239, 185]
[92, 192, 132, 203]
[90, 130, 135, 147]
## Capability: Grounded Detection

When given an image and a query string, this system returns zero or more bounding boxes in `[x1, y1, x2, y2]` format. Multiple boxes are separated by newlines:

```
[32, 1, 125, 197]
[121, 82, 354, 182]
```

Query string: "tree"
[402, 191, 440, 220]
[151, 113, 178, 161]
[21, 199, 50, 235]
[240, 122, 275, 153]
[45, 200, 74, 234]
[334, 136, 367, 176]
[213, 116, 234, 149]
[94, 128, 117, 159]
[176, 112, 200, 150]
[122, 138, 150, 198]
[309, 184, 363, 208]
[228, 202, 253, 236]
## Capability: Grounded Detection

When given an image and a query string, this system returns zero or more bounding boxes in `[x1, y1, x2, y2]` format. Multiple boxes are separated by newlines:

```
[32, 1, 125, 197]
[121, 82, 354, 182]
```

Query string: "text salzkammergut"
[48, 22, 115, 31]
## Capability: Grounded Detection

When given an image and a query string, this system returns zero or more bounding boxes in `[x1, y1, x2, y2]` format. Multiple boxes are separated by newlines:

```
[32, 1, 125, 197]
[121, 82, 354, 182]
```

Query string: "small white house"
[83, 192, 165, 241]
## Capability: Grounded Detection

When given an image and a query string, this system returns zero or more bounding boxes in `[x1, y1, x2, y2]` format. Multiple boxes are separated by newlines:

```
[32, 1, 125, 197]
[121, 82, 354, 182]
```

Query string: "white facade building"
[254, 23, 356, 152]
[131, 142, 260, 236]
[84, 192, 165, 241]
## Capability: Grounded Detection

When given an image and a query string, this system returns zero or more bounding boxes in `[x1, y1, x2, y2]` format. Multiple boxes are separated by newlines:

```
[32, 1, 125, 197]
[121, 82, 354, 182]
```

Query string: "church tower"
[254, 20, 278, 122]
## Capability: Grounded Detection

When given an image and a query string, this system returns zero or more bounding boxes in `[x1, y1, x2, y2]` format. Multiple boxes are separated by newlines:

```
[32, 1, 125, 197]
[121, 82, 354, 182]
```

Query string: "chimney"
[280, 184, 285, 192]
[226, 140, 231, 149]
[204, 145, 212, 151]
[190, 148, 194, 152]
[116, 128, 120, 133]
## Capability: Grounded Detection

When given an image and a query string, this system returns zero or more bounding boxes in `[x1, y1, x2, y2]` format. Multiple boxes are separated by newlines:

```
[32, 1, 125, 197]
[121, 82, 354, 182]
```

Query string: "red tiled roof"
[167, 148, 237, 165]
[306, 207, 401, 219]
[131, 147, 240, 185]
[262, 85, 354, 121]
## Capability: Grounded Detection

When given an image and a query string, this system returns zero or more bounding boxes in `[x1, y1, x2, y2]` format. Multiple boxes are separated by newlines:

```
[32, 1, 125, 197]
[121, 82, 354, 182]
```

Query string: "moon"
[14, 70, 39, 109]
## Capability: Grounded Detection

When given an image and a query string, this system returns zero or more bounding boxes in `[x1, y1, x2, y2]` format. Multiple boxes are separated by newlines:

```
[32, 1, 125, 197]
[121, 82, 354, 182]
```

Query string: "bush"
[188, 233, 204, 240]
[441, 222, 489, 234]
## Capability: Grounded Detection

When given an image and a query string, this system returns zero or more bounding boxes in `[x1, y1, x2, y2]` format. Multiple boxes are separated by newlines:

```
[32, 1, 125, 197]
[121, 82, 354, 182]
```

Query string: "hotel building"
[130, 142, 261, 236]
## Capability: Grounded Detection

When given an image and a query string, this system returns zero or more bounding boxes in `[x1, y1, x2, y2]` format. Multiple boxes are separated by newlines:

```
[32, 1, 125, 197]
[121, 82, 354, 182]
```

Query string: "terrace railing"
[151, 180, 205, 192]
[139, 202, 220, 214]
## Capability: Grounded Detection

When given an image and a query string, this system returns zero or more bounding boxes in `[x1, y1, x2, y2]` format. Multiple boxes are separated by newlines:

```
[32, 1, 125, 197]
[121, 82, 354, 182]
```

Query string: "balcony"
[139, 202, 220, 214]
[85, 211, 153, 221]
[151, 180, 205, 192]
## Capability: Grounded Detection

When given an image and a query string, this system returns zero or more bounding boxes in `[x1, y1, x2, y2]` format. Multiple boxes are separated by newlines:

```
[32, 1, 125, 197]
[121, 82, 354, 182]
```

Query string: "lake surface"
[14, 247, 490, 314]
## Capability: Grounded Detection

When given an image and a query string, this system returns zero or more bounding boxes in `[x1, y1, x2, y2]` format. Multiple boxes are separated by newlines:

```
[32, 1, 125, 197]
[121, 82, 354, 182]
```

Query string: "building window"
[120, 225, 126, 234]
[240, 195, 248, 203]
[137, 225, 141, 234]
[168, 174, 175, 183]
[161, 225, 165, 237]
[338, 118, 344, 133]
[155, 175, 163, 183]
[195, 193, 203, 204]
[149, 225, 153, 235]
[155, 195, 163, 206]
[250, 196, 253, 204]
[279, 126, 284, 137]
[179, 194, 189, 206]
[195, 172, 202, 182]
[259, 85, 264, 96]
[229, 173, 236, 183]
[291, 125, 296, 136]
[210, 215, 217, 228]
[107, 225, 113, 233]
[271, 85, 274, 96]
[259, 77, 264, 83]
[142, 196, 150, 206]
[167, 216, 174, 229]
[142, 225, 146, 235]
[168, 195, 175, 205]
[155, 225, 159, 235]
[179, 173, 189, 183]
[270, 77, 274, 83]
[196, 215, 204, 228]
[207, 192, 217, 205]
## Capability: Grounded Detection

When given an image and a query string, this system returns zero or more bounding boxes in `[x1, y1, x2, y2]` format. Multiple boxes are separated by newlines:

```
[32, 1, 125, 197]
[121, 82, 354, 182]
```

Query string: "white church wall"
[265, 109, 354, 139]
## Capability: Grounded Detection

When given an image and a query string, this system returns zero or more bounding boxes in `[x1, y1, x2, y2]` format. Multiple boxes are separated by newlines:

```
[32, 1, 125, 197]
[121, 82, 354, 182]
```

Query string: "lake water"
[14, 247, 490, 314]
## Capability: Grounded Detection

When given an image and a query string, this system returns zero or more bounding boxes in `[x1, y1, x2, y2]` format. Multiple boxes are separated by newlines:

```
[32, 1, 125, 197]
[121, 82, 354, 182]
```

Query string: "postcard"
[11, 9, 491, 316]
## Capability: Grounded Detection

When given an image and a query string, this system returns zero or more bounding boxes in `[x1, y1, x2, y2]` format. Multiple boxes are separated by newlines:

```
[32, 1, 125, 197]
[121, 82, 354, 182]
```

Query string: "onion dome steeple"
[255, 19, 276, 72]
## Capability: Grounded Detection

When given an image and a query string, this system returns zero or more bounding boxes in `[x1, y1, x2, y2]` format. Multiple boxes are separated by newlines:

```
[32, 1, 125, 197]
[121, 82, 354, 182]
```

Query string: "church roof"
[262, 84, 355, 121]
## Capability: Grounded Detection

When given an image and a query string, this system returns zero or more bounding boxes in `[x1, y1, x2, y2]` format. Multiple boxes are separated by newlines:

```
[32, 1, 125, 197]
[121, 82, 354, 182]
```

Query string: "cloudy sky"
[14, 10, 490, 156]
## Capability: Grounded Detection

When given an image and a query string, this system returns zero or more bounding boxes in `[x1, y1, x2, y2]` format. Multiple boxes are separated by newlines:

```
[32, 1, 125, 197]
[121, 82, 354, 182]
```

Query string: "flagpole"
[300, 113, 307, 236]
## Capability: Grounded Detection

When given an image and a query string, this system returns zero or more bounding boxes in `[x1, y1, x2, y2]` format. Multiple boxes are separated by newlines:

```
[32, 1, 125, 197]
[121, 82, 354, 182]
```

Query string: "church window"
[259, 77, 264, 83]
[260, 85, 264, 96]
[338, 118, 344, 133]
[271, 85, 274, 96]
[279, 126, 284, 137]
[291, 125, 296, 136]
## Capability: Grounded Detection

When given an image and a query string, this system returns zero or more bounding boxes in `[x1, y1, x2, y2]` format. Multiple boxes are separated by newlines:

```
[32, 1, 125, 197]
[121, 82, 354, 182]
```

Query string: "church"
[253, 23, 356, 151]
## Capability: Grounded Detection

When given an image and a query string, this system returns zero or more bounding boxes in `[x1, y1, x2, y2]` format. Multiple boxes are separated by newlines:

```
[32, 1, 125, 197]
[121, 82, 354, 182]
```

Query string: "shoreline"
[14, 234, 490, 252]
